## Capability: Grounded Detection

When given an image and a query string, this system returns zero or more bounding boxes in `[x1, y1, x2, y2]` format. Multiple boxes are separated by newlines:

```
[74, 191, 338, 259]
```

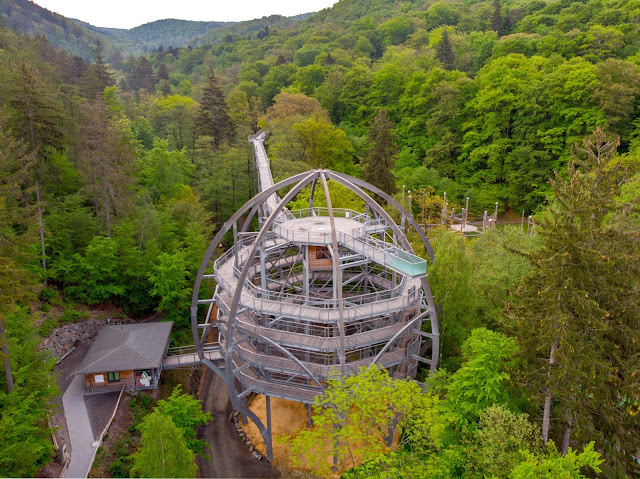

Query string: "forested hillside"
[0, 0, 639, 476]
[0, 0, 140, 58]
[81, 19, 233, 48]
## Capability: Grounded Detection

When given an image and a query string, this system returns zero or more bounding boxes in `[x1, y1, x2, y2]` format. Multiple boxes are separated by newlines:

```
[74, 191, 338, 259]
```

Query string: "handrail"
[213, 279, 423, 324]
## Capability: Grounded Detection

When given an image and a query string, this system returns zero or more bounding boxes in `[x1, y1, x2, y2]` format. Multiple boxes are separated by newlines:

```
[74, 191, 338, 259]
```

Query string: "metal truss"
[191, 142, 440, 461]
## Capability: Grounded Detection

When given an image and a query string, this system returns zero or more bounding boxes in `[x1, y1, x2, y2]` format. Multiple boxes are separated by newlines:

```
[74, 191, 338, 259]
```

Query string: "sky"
[31, 1, 339, 29]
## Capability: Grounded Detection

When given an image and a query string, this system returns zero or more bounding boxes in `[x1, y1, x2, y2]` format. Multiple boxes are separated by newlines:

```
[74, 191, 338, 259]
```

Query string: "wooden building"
[76, 322, 173, 394]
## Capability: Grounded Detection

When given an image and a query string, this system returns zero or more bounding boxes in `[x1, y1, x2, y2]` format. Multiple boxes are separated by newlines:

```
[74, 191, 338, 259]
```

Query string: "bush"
[39, 286, 57, 304]
[58, 309, 89, 324]
[39, 318, 58, 337]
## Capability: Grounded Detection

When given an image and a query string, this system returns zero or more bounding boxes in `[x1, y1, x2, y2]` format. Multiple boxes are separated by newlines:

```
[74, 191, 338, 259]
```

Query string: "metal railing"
[214, 274, 422, 323]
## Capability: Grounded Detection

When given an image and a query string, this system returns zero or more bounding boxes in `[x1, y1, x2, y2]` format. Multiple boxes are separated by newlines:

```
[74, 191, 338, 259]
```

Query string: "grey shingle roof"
[76, 322, 173, 374]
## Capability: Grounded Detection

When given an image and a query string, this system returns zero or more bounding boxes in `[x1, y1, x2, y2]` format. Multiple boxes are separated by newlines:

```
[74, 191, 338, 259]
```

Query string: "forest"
[0, 0, 639, 476]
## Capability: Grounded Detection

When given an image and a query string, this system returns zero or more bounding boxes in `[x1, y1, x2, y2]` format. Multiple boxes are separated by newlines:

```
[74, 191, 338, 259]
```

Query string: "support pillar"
[303, 245, 310, 303]
[307, 403, 313, 427]
[266, 395, 273, 461]
[260, 240, 267, 293]
[233, 222, 239, 266]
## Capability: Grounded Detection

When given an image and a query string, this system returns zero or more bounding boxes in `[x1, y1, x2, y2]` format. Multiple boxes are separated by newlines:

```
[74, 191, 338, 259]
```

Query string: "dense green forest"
[0, 0, 639, 476]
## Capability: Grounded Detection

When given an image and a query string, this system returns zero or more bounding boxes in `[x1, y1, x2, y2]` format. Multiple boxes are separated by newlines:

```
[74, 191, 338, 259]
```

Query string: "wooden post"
[441, 192, 447, 225]
[463, 197, 469, 232]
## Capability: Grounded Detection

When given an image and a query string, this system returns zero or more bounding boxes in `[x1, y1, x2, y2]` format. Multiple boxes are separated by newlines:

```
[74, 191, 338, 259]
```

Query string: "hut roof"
[76, 322, 173, 374]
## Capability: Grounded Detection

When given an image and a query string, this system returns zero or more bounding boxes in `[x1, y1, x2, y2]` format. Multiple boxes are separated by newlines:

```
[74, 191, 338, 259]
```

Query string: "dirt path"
[196, 369, 279, 479]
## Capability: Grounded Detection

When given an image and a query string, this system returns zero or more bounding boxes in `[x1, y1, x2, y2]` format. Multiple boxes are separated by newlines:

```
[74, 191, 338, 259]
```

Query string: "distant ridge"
[0, 0, 316, 59]
[75, 18, 235, 48]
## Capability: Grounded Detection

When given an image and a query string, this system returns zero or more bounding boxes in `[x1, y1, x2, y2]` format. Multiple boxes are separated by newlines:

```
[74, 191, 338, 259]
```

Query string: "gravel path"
[196, 369, 279, 478]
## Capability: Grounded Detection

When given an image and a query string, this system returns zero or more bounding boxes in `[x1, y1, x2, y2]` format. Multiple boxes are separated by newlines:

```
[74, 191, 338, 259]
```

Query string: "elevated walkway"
[251, 132, 279, 215]
[163, 344, 224, 370]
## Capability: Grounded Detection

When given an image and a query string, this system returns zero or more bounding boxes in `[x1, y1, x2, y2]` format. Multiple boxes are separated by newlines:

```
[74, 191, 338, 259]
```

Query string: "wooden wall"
[309, 245, 333, 270]
[85, 370, 135, 393]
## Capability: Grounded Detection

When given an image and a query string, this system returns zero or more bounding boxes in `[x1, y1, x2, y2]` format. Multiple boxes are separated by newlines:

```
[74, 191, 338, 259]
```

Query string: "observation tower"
[191, 133, 439, 460]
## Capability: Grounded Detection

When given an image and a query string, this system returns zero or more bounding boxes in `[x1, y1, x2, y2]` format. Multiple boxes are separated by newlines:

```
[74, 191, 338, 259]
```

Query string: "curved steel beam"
[325, 172, 439, 370]
[308, 177, 318, 215]
[225, 172, 317, 409]
[252, 333, 326, 392]
[370, 314, 424, 367]
[191, 170, 315, 354]
[325, 172, 417, 254]
[330, 172, 435, 262]
[240, 202, 261, 234]
[320, 172, 346, 374]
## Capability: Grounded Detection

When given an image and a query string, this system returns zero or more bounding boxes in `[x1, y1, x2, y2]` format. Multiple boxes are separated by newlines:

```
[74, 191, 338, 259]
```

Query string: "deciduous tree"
[130, 411, 197, 478]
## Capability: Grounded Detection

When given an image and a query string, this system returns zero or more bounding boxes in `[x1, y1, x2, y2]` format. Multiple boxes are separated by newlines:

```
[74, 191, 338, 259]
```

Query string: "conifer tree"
[361, 108, 397, 195]
[508, 129, 640, 475]
[491, 0, 503, 36]
[0, 111, 38, 393]
[6, 62, 65, 280]
[84, 41, 114, 99]
[79, 95, 135, 237]
[196, 69, 231, 153]
[436, 29, 455, 71]
[133, 57, 155, 91]
[157, 63, 169, 81]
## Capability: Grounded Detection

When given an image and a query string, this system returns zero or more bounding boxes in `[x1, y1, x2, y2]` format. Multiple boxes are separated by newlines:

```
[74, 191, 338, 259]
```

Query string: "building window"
[107, 372, 120, 383]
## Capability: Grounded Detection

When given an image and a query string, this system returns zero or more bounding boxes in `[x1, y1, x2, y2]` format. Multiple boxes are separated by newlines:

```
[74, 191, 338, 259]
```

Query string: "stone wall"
[42, 318, 132, 359]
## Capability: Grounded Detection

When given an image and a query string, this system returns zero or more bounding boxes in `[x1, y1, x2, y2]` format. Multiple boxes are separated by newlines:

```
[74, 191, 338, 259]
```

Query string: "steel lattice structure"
[191, 137, 439, 461]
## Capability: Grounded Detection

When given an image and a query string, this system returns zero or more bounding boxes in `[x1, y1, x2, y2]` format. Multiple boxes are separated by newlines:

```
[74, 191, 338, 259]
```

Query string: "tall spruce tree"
[133, 57, 155, 92]
[508, 129, 640, 476]
[6, 62, 65, 280]
[0, 111, 38, 394]
[436, 29, 455, 71]
[79, 95, 135, 237]
[361, 108, 397, 195]
[84, 41, 114, 99]
[197, 69, 231, 153]
[491, 0, 503, 36]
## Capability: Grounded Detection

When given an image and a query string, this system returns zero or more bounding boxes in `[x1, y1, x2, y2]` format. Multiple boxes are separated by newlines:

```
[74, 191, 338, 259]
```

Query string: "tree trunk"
[0, 320, 13, 393]
[542, 338, 559, 443]
[101, 151, 112, 237]
[210, 109, 216, 153]
[561, 411, 573, 454]
[90, 153, 99, 219]
[35, 181, 47, 284]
